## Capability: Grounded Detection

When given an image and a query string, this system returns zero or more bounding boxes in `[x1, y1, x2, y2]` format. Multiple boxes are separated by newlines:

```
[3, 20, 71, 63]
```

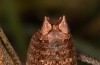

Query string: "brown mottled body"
[26, 16, 77, 65]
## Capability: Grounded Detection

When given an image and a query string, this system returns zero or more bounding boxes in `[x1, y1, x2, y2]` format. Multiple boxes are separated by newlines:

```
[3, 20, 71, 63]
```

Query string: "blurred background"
[0, 0, 100, 64]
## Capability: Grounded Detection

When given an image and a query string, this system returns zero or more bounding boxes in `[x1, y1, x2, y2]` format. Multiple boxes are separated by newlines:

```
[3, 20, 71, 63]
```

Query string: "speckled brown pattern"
[0, 40, 14, 65]
[26, 16, 77, 65]
[0, 27, 22, 65]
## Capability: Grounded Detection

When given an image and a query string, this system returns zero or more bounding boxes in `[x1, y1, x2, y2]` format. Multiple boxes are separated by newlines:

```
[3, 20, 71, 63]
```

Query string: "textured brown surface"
[0, 28, 22, 65]
[0, 42, 5, 65]
[0, 40, 14, 65]
[77, 53, 100, 65]
[26, 16, 77, 65]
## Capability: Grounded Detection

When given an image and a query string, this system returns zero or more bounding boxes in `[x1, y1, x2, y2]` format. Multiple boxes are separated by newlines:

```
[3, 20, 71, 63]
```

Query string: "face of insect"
[41, 16, 69, 43]
[26, 16, 77, 65]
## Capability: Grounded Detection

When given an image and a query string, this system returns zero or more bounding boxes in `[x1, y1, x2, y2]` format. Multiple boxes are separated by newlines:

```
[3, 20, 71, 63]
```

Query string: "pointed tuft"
[59, 15, 69, 34]
[41, 16, 52, 35]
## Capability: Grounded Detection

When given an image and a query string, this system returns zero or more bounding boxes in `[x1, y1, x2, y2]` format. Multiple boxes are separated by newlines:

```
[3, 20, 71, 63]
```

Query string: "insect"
[0, 16, 100, 65]
[26, 16, 100, 65]
[26, 16, 77, 65]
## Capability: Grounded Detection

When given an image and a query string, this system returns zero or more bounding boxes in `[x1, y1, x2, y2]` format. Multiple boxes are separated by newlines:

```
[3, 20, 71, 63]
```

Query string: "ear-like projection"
[41, 16, 52, 35]
[59, 15, 69, 34]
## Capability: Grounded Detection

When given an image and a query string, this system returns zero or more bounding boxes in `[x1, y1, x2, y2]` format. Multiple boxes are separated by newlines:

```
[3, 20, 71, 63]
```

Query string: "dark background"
[0, 0, 100, 64]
